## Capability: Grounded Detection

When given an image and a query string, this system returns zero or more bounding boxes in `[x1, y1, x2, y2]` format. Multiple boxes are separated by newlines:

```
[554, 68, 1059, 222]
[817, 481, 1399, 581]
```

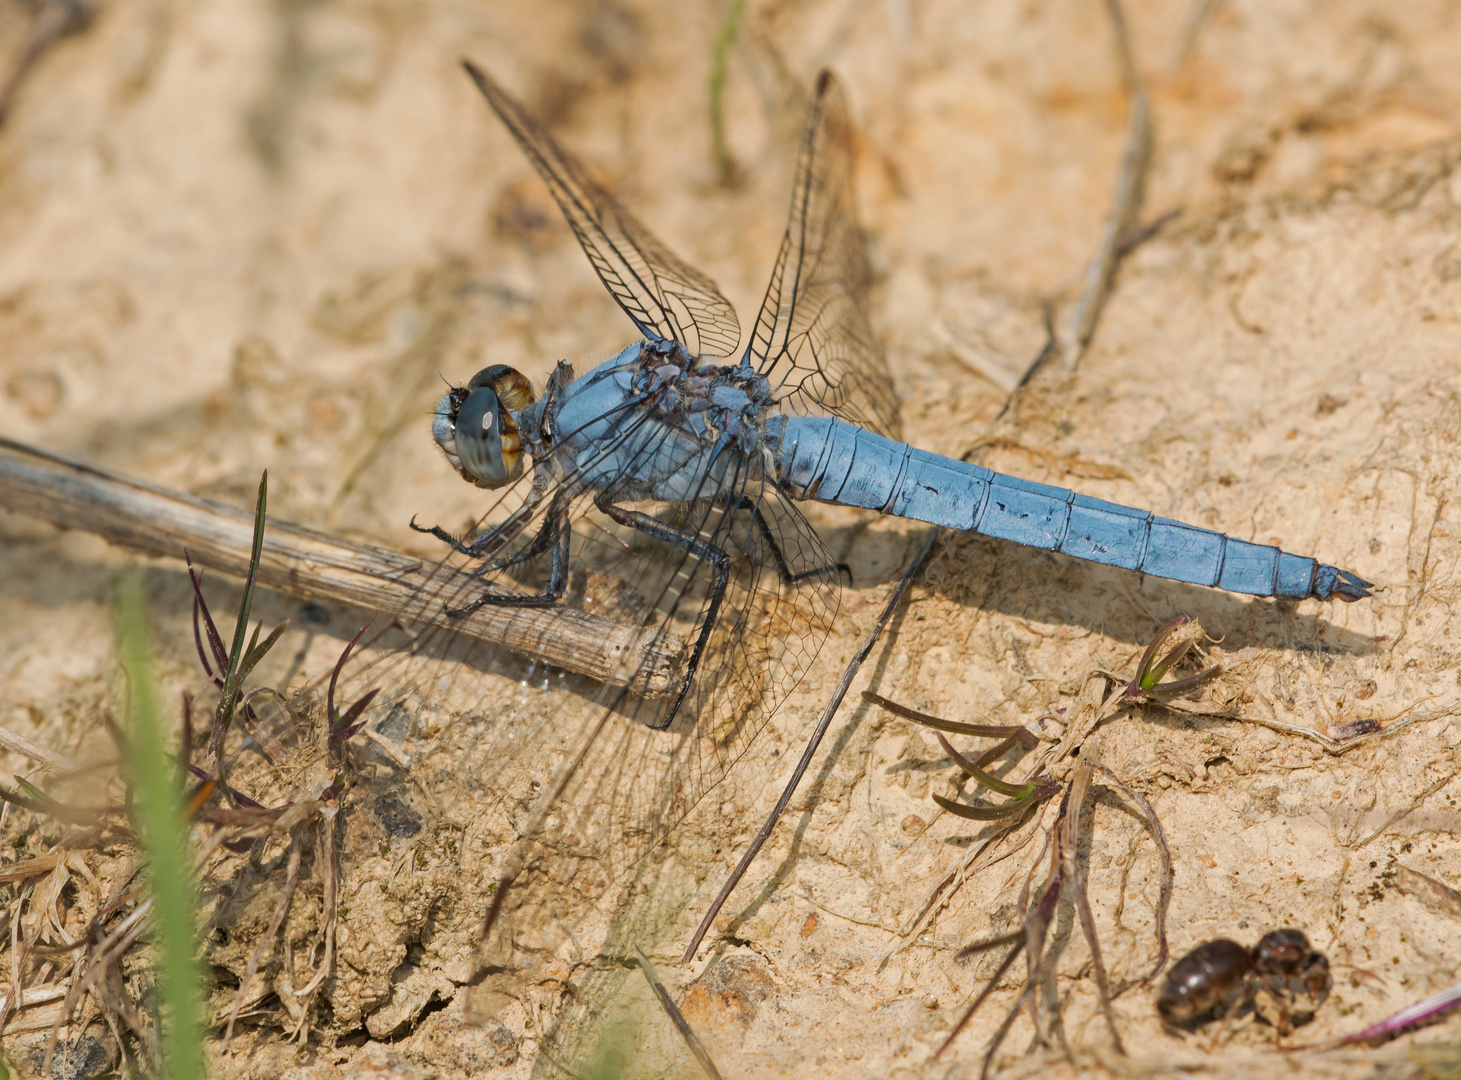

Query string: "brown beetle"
[1157, 929, 1331, 1036]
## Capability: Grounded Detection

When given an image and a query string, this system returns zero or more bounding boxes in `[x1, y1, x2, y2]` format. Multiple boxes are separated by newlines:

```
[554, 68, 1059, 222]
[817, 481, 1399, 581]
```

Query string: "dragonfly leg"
[409, 485, 553, 560]
[464, 491, 573, 580]
[410, 504, 536, 560]
[595, 492, 732, 730]
[721, 493, 846, 586]
[442, 498, 573, 614]
[408, 516, 494, 557]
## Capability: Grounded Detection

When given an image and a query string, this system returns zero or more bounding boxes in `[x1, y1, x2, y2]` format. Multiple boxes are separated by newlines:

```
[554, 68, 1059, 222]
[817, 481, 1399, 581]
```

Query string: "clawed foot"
[409, 514, 485, 557]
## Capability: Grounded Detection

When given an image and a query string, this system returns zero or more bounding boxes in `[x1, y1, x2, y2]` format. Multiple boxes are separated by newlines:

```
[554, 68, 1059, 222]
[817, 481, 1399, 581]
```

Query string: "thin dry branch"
[876, 801, 1048, 970]
[683, 529, 940, 962]
[0, 980, 68, 1013]
[1160, 696, 1457, 755]
[0, 852, 67, 885]
[1060, 0, 1152, 372]
[1096, 767, 1172, 991]
[1172, 0, 1223, 68]
[1061, 751, 1123, 1055]
[0, 726, 79, 774]
[223, 834, 304, 1040]
[0, 436, 685, 697]
[634, 946, 725, 1080]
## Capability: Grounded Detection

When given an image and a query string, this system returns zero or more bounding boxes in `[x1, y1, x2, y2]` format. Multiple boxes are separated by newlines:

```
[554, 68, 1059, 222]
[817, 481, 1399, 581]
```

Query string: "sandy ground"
[2, 0, 1461, 1077]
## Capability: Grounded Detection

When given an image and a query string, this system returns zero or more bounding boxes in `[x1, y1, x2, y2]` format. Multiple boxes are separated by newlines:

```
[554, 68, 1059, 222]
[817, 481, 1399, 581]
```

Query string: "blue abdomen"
[771, 416, 1369, 603]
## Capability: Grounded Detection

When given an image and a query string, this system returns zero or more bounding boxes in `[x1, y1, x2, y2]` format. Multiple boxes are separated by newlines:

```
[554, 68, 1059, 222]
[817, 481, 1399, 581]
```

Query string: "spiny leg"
[444, 496, 573, 614]
[595, 492, 731, 730]
[719, 491, 846, 586]
[464, 491, 574, 579]
[409, 494, 541, 559]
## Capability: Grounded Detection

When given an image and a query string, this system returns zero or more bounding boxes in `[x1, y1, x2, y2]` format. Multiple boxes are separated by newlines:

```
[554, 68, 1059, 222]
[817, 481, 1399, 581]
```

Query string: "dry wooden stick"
[0, 726, 79, 773]
[1060, 0, 1152, 372]
[0, 437, 686, 697]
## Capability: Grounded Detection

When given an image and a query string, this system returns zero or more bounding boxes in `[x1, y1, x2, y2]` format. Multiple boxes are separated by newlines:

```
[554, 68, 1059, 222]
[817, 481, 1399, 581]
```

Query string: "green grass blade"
[219, 473, 269, 724]
[707, 0, 746, 182]
[113, 571, 205, 1080]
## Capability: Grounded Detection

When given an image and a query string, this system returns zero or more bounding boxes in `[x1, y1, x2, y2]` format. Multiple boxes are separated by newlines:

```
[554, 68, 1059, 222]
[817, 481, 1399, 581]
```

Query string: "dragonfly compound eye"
[435, 365, 536, 488]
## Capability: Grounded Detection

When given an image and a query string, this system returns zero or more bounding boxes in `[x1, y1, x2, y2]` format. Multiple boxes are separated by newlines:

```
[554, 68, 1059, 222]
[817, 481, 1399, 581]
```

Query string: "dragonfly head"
[433, 365, 537, 488]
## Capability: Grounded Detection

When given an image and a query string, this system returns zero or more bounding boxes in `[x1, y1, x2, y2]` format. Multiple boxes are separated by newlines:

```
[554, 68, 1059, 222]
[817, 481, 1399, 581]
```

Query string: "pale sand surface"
[1, 1, 1460, 1077]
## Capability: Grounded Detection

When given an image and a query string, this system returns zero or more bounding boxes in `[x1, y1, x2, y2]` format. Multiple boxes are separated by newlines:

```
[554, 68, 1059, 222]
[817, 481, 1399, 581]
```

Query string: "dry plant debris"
[0, 480, 464, 1075]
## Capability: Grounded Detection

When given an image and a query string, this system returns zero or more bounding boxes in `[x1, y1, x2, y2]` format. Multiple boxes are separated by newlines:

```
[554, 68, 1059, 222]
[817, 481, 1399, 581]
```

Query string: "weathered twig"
[1097, 766, 1172, 991]
[1060, 0, 1152, 372]
[1395, 863, 1461, 919]
[0, 437, 686, 697]
[1061, 749, 1123, 1055]
[1172, 0, 1223, 67]
[0, 725, 79, 774]
[634, 946, 725, 1080]
[683, 528, 940, 962]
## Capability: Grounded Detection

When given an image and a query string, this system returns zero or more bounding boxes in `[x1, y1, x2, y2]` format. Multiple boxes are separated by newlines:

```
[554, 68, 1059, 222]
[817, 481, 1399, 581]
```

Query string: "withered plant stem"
[0, 437, 686, 698]
[634, 946, 725, 1080]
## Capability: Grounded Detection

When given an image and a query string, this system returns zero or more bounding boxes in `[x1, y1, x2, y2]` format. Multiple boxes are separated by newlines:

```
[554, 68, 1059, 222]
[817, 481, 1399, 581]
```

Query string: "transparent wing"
[464, 61, 742, 360]
[327, 408, 838, 1067]
[745, 70, 902, 441]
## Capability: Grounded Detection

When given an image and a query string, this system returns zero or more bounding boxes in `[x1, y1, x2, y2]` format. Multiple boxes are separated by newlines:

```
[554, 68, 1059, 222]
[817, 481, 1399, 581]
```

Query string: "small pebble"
[1329, 717, 1381, 741]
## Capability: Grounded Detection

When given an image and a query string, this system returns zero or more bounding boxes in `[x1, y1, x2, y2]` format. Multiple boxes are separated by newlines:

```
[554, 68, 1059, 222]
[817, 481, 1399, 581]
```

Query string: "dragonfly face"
[432, 364, 536, 488]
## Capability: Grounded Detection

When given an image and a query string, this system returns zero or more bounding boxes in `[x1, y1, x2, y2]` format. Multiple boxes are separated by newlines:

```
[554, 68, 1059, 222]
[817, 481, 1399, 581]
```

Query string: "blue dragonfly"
[353, 61, 1369, 1055]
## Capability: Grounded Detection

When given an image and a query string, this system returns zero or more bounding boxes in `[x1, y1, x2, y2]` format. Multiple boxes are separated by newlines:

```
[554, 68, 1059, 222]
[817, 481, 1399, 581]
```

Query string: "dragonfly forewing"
[745, 70, 902, 441]
[462, 61, 741, 360]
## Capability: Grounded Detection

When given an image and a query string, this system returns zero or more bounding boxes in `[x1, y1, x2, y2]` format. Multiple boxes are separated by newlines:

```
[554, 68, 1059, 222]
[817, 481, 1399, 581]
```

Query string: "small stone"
[18, 1032, 114, 1080]
[680, 955, 776, 1029]
[374, 792, 423, 838]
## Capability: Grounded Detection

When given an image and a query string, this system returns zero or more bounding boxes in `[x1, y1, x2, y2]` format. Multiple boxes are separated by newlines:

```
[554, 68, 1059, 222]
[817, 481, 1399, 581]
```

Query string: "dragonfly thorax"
[626, 338, 775, 455]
